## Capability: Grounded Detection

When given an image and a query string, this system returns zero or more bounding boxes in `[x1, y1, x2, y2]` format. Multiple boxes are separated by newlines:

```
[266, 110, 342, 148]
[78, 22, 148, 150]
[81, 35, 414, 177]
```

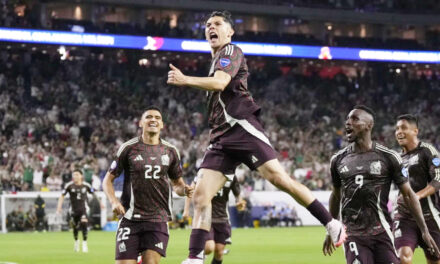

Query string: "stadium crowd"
[1, 46, 440, 195]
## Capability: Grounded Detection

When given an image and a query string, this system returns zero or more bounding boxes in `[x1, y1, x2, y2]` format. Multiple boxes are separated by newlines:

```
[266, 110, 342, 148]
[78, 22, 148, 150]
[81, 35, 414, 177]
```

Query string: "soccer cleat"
[181, 258, 204, 264]
[82, 241, 88, 253]
[74, 240, 80, 252]
[325, 219, 347, 247]
[223, 249, 230, 255]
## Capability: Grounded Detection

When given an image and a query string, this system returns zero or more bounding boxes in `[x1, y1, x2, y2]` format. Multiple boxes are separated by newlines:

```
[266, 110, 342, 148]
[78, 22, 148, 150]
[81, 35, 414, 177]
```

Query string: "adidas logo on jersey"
[339, 166, 349, 173]
[155, 242, 163, 249]
[134, 155, 143, 161]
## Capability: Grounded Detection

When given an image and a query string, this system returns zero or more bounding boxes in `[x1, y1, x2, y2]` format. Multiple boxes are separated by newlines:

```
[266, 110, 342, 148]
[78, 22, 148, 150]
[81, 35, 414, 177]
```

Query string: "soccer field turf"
[0, 226, 427, 264]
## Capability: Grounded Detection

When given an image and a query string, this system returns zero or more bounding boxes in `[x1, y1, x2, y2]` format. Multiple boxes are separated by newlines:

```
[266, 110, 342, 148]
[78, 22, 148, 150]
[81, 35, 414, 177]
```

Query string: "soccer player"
[102, 106, 194, 264]
[56, 169, 94, 252]
[167, 10, 346, 263]
[322, 105, 440, 263]
[183, 175, 246, 264]
[393, 114, 440, 264]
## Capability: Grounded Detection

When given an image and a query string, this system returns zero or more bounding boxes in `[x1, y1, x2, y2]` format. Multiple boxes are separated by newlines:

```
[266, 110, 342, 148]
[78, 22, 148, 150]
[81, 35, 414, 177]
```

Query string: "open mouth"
[209, 32, 218, 41]
[345, 127, 353, 135]
[148, 122, 158, 128]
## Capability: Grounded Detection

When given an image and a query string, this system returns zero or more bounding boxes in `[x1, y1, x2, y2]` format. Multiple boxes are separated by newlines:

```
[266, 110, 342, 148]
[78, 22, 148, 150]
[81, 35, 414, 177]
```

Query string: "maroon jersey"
[109, 137, 182, 222]
[331, 142, 408, 236]
[62, 181, 93, 214]
[193, 176, 240, 223]
[394, 142, 440, 221]
[207, 43, 260, 140]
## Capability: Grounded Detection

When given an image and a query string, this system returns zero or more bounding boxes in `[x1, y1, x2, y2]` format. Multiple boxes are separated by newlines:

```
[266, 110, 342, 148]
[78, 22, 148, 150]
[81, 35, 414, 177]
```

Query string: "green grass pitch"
[0, 227, 427, 263]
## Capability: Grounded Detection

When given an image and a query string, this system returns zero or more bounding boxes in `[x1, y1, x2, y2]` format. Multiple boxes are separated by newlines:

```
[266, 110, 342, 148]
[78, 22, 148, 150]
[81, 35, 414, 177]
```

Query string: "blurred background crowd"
[1, 46, 439, 194]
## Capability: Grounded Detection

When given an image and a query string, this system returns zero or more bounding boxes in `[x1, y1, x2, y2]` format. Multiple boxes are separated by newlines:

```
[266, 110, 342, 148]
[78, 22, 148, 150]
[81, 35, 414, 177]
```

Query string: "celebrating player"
[323, 105, 440, 263]
[56, 169, 94, 253]
[167, 10, 346, 263]
[393, 114, 440, 264]
[103, 106, 194, 264]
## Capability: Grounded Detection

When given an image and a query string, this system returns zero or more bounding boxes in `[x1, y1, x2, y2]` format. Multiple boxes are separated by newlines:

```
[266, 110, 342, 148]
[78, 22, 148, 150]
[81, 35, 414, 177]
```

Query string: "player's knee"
[399, 248, 413, 264]
[214, 247, 224, 259]
[205, 242, 214, 255]
[192, 193, 211, 211]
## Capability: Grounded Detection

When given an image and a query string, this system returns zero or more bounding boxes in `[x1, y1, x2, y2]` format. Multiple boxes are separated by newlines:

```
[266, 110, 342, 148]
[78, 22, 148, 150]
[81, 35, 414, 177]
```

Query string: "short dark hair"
[142, 106, 162, 116]
[353, 105, 375, 121]
[205, 10, 234, 29]
[397, 114, 418, 127]
[72, 169, 83, 175]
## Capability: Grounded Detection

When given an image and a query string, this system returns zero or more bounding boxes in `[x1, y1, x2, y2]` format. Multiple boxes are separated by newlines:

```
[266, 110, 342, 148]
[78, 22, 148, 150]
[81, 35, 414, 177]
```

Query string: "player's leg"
[344, 236, 374, 264]
[141, 250, 161, 264]
[204, 240, 215, 255]
[393, 218, 418, 264]
[115, 218, 141, 264]
[257, 159, 345, 245]
[212, 243, 226, 264]
[374, 232, 400, 264]
[205, 227, 215, 255]
[71, 215, 80, 252]
[210, 222, 231, 264]
[186, 168, 227, 262]
[139, 224, 169, 264]
[399, 247, 415, 264]
[80, 214, 89, 252]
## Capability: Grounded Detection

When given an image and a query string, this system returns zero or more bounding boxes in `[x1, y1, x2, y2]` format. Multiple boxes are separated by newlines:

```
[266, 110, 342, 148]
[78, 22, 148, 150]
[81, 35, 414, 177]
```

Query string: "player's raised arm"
[167, 63, 231, 92]
[399, 181, 440, 257]
[102, 171, 125, 216]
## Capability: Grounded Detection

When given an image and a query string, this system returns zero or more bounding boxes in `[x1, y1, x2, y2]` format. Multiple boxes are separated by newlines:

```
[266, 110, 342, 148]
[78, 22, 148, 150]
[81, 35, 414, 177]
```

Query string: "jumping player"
[167, 10, 346, 263]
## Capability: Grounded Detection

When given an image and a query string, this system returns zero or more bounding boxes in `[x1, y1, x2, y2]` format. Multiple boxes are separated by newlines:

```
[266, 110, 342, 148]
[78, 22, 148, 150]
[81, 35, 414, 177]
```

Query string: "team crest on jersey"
[370, 161, 381, 175]
[401, 167, 409, 178]
[409, 154, 419, 166]
[220, 58, 231, 68]
[119, 242, 126, 252]
[161, 154, 170, 166]
[433, 157, 440, 167]
[82, 187, 86, 193]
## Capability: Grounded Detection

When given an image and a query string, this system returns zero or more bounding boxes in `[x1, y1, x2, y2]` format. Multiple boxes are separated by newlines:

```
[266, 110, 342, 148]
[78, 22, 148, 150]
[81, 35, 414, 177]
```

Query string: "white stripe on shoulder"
[421, 142, 439, 156]
[376, 144, 402, 163]
[330, 146, 349, 163]
[226, 45, 231, 55]
[116, 137, 139, 157]
[64, 181, 74, 189]
[228, 44, 234, 55]
[161, 139, 181, 160]
[83, 182, 92, 189]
